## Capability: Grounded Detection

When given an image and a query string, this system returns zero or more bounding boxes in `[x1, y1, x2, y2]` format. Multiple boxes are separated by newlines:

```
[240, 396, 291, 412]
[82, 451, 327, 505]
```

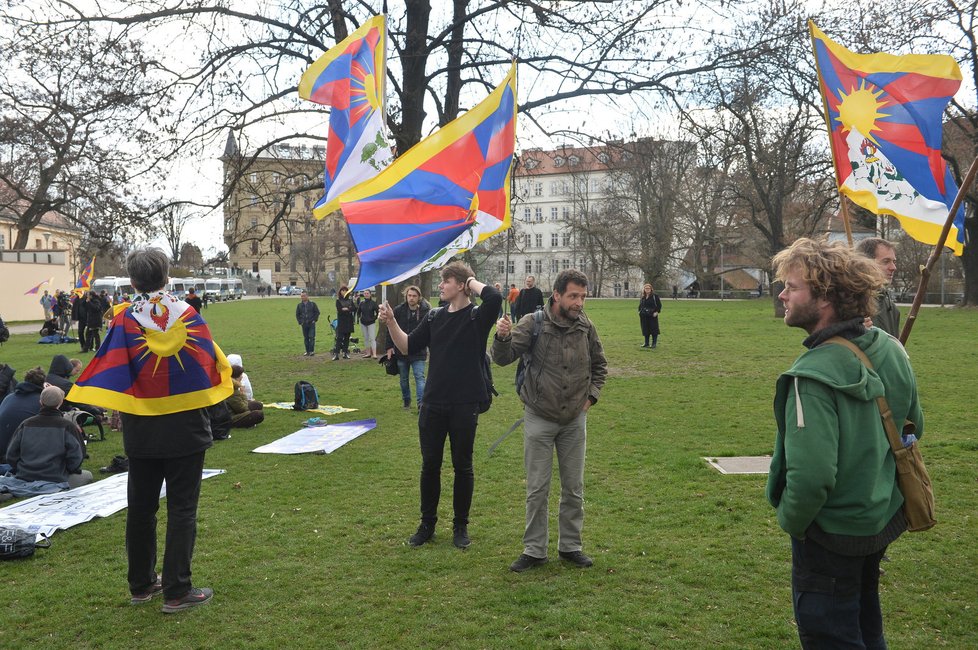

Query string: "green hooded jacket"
[766, 328, 923, 539]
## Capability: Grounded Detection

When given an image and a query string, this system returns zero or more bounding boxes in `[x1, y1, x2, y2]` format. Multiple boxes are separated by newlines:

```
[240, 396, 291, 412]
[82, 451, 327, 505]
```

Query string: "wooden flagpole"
[898, 155, 978, 345]
[838, 194, 855, 247]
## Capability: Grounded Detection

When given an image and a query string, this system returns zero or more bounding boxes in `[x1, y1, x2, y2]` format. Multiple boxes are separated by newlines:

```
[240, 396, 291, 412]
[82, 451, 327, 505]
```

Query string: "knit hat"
[40, 385, 65, 408]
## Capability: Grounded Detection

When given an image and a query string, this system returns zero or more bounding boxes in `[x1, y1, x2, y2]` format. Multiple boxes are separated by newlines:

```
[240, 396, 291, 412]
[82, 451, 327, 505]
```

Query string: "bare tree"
[157, 203, 196, 265]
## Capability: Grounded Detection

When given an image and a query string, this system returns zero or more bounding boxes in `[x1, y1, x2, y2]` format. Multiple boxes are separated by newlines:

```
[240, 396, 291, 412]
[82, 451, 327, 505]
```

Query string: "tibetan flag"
[811, 22, 965, 255]
[340, 64, 517, 290]
[24, 277, 53, 295]
[299, 14, 392, 219]
[67, 291, 233, 415]
[74, 255, 96, 295]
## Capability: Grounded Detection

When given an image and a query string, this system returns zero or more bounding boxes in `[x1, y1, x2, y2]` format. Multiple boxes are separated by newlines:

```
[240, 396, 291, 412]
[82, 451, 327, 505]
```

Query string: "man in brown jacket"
[492, 269, 607, 572]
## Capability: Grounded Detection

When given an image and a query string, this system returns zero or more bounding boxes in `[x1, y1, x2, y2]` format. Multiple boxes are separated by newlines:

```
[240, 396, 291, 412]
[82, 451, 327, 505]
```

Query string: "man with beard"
[492, 269, 607, 572]
[856, 237, 901, 337]
[767, 237, 923, 648]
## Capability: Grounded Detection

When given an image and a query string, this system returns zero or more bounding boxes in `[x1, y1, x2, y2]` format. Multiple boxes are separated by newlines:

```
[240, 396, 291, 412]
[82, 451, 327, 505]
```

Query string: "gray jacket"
[492, 304, 607, 425]
[6, 407, 84, 483]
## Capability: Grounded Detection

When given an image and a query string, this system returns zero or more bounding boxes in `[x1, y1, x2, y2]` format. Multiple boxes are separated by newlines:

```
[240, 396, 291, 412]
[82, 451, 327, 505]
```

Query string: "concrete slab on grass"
[703, 456, 771, 475]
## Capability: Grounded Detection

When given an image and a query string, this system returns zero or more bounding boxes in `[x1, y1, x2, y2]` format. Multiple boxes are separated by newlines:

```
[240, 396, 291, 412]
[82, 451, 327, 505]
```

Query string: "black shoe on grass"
[558, 550, 593, 568]
[509, 554, 547, 573]
[409, 522, 435, 547]
[161, 587, 213, 613]
[453, 525, 470, 549]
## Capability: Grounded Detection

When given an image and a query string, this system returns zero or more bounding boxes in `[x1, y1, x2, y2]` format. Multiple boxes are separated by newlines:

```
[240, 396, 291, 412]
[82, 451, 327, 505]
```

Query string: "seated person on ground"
[225, 366, 264, 428]
[0, 366, 46, 466]
[0, 385, 93, 498]
[46, 354, 105, 421]
[39, 318, 60, 336]
[226, 353, 254, 400]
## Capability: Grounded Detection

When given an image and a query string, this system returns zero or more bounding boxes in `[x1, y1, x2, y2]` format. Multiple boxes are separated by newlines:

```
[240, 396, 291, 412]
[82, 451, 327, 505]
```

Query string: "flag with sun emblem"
[67, 292, 233, 415]
[340, 63, 517, 290]
[299, 14, 392, 219]
[811, 22, 965, 255]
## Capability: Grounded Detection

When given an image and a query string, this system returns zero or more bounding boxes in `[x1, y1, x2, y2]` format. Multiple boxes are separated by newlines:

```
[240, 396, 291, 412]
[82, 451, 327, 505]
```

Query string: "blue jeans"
[791, 536, 887, 649]
[398, 358, 426, 406]
[301, 323, 316, 354]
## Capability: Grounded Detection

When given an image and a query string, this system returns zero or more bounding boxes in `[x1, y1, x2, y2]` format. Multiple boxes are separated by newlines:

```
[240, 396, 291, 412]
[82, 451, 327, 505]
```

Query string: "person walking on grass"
[492, 269, 607, 572]
[380, 261, 502, 550]
[295, 291, 320, 357]
[638, 283, 662, 348]
[767, 238, 923, 648]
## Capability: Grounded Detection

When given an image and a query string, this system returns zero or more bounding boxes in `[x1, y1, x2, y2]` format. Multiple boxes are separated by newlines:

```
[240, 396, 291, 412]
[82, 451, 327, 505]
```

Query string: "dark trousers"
[77, 322, 87, 350]
[301, 323, 316, 354]
[86, 327, 102, 353]
[126, 452, 206, 600]
[333, 331, 350, 353]
[418, 402, 478, 526]
[791, 536, 887, 649]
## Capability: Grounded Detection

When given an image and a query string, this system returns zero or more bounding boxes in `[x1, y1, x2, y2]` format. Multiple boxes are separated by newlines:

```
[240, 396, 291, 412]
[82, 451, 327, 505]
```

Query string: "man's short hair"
[126, 248, 170, 292]
[231, 365, 244, 379]
[772, 238, 885, 321]
[441, 261, 474, 285]
[553, 269, 588, 294]
[403, 285, 421, 298]
[855, 237, 896, 260]
[24, 366, 46, 387]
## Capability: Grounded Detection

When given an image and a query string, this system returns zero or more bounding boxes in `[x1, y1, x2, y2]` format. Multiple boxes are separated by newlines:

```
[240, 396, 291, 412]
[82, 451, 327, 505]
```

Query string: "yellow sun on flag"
[835, 80, 889, 145]
[134, 311, 206, 375]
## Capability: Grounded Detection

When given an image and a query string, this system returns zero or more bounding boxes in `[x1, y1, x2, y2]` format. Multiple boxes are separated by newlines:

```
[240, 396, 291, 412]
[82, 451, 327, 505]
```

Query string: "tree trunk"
[962, 216, 978, 305]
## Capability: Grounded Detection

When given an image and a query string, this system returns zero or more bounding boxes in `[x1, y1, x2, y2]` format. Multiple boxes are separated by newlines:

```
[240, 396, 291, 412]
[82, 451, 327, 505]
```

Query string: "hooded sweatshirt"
[766, 322, 923, 541]
[226, 354, 253, 400]
[46, 354, 75, 393]
[0, 381, 44, 461]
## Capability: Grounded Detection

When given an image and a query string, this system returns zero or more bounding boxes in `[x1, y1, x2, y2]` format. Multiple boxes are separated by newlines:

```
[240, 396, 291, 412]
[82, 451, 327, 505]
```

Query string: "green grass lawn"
[1, 297, 976, 648]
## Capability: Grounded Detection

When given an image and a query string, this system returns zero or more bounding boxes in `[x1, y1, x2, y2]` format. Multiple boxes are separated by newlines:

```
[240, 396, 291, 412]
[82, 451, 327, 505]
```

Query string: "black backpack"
[0, 527, 51, 560]
[293, 380, 320, 411]
[0, 317, 9, 345]
[515, 308, 545, 396]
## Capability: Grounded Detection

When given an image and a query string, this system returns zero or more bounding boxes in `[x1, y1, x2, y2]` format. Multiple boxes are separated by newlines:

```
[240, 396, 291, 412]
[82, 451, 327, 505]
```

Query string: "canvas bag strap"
[823, 336, 904, 454]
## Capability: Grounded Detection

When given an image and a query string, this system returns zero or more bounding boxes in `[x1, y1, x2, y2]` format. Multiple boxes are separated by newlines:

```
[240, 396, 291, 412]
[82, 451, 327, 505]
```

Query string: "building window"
[535, 234, 543, 248]
[551, 233, 558, 247]
[562, 232, 571, 247]
[534, 207, 542, 222]
[250, 217, 258, 228]
[568, 154, 580, 166]
[0, 233, 4, 249]
[562, 259, 570, 270]
[498, 261, 505, 275]
[274, 261, 281, 272]
[252, 262, 259, 272]
[523, 207, 531, 222]
[614, 282, 622, 297]
[507, 260, 515, 274]
[624, 281, 630, 291]
[550, 181, 559, 195]
[534, 182, 543, 197]
[551, 207, 558, 221]
[534, 260, 542, 274]
[550, 259, 558, 273]
[590, 179, 601, 193]
[251, 241, 259, 255]
[525, 260, 532, 274]
[250, 195, 258, 206]
[36, 238, 42, 248]
[562, 206, 570, 219]
[272, 173, 280, 185]
[249, 172, 258, 183]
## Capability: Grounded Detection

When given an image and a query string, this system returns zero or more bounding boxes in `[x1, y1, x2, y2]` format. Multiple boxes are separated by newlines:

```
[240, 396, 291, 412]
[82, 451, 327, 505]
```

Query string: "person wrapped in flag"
[67, 248, 229, 612]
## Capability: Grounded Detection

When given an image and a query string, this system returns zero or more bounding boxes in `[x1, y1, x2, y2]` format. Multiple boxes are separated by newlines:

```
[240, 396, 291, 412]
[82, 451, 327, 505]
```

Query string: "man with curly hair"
[767, 237, 924, 648]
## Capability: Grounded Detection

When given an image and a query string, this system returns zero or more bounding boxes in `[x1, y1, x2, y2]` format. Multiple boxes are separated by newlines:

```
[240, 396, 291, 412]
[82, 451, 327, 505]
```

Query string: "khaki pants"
[522, 408, 587, 558]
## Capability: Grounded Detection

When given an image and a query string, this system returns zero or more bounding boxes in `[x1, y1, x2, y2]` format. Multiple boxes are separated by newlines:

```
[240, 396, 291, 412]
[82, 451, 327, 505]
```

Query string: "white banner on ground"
[0, 469, 225, 541]
[252, 419, 377, 455]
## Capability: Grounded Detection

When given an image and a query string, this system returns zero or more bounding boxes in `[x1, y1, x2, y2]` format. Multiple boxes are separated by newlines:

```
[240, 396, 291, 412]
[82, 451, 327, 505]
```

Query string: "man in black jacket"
[385, 285, 429, 410]
[381, 262, 502, 550]
[356, 289, 380, 358]
[185, 288, 203, 313]
[513, 275, 544, 322]
[295, 291, 321, 357]
[0, 367, 46, 465]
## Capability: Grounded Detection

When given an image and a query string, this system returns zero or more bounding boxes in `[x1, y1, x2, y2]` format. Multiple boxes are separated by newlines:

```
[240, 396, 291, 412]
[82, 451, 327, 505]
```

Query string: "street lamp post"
[719, 240, 724, 301]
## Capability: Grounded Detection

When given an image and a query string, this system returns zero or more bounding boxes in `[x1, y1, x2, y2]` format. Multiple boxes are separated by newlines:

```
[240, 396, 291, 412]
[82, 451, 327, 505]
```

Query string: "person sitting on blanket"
[226, 366, 264, 428]
[39, 317, 60, 336]
[46, 354, 106, 423]
[0, 366, 46, 467]
[225, 354, 254, 400]
[0, 385, 93, 499]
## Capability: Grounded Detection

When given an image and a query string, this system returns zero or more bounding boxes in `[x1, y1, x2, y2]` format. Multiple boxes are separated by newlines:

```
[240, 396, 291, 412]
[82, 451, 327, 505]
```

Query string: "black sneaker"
[558, 550, 593, 568]
[331, 353, 339, 361]
[403, 399, 411, 411]
[453, 525, 470, 549]
[100, 455, 129, 474]
[130, 575, 163, 605]
[408, 522, 435, 546]
[161, 587, 213, 613]
[510, 553, 547, 573]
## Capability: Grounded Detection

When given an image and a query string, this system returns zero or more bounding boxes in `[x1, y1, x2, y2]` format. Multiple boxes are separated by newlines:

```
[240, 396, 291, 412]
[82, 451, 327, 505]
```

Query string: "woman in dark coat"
[638, 283, 662, 348]
[332, 286, 356, 360]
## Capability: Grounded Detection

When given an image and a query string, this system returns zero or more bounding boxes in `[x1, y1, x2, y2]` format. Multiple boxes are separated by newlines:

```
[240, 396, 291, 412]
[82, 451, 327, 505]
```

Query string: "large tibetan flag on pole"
[340, 64, 517, 290]
[811, 22, 965, 255]
[24, 277, 53, 295]
[74, 256, 96, 295]
[298, 14, 392, 219]
[68, 291, 233, 415]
